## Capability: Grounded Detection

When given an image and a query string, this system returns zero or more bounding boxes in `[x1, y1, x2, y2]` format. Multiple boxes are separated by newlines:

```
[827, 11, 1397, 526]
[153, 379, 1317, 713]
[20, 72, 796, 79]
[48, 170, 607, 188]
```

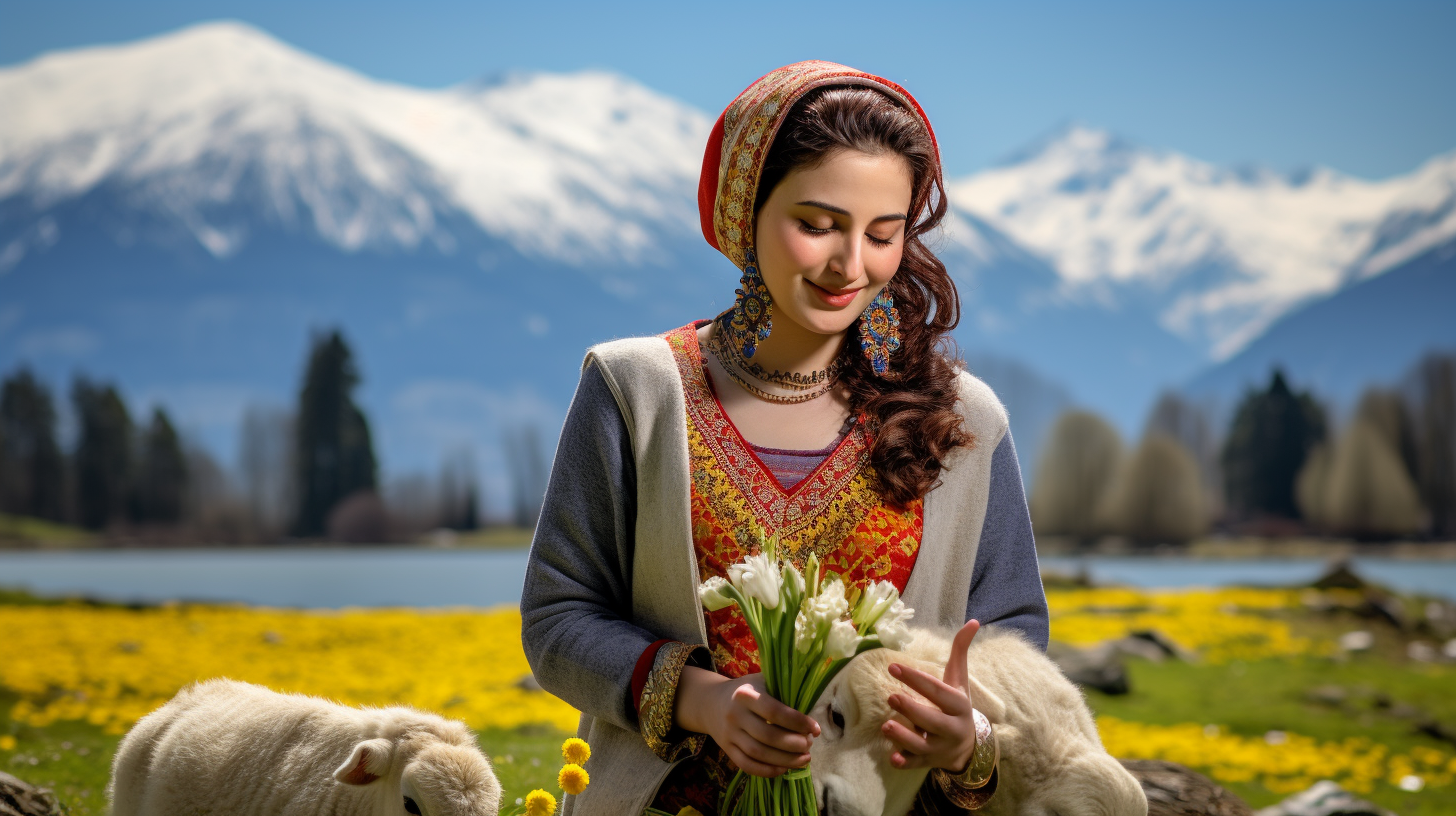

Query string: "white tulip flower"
[699, 576, 735, 611]
[782, 562, 806, 599]
[825, 620, 861, 660]
[728, 552, 783, 609]
[793, 610, 818, 653]
[873, 598, 915, 649]
[801, 576, 850, 626]
[853, 580, 899, 627]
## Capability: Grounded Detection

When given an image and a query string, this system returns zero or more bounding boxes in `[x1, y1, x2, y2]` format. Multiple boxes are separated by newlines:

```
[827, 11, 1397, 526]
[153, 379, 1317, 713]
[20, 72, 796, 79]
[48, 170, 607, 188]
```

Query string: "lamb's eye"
[403, 797, 421, 815]
[829, 705, 845, 732]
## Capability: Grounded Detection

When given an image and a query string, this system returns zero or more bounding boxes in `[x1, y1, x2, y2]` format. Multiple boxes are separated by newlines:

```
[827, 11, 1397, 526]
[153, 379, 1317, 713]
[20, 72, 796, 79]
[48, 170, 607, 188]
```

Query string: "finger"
[881, 719, 934, 756]
[724, 743, 788, 779]
[887, 693, 959, 737]
[942, 619, 980, 692]
[739, 712, 814, 754]
[746, 687, 820, 737]
[888, 663, 970, 717]
[890, 748, 931, 770]
[735, 734, 812, 770]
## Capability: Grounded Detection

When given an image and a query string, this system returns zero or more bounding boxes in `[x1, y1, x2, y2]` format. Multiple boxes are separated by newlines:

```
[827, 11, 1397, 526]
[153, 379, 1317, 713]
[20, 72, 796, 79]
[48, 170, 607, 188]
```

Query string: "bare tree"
[502, 424, 548, 529]
[1030, 410, 1123, 541]
[1145, 392, 1222, 518]
[1097, 432, 1207, 544]
[239, 406, 295, 537]
[1405, 353, 1456, 537]
[1319, 420, 1426, 539]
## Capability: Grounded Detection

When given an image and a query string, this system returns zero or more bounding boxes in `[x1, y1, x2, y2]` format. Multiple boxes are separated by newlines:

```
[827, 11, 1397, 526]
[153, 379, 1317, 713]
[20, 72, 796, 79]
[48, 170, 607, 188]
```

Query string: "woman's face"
[754, 148, 914, 338]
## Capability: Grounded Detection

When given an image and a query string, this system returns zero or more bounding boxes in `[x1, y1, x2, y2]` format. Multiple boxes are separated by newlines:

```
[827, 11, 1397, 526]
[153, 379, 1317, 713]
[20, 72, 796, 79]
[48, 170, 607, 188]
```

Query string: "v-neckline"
[683, 322, 864, 501]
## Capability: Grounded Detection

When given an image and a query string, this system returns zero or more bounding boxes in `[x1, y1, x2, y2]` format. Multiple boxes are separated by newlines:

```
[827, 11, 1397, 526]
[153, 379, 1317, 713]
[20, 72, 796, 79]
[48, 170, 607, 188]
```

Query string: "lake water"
[1, 548, 1453, 608]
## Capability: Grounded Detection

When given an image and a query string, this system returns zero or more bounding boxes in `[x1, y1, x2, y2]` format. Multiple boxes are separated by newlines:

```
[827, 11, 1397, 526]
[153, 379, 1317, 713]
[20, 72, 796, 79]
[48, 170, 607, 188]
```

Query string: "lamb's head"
[332, 717, 502, 816]
[809, 627, 1146, 816]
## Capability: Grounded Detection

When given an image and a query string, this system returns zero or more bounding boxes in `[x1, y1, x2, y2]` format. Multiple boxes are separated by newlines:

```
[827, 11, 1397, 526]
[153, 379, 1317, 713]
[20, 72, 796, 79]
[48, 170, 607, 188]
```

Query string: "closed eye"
[829, 704, 845, 733]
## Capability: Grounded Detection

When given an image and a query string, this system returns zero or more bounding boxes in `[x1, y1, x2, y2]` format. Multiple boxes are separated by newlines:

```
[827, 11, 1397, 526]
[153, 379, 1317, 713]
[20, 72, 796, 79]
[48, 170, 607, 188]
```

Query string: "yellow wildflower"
[0, 736, 15, 751]
[525, 789, 557, 816]
[558, 763, 589, 795]
[561, 737, 591, 765]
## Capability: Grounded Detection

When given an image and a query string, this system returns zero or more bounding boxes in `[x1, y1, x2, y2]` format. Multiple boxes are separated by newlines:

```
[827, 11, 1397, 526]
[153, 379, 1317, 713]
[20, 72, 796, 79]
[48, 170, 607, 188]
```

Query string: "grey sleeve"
[964, 430, 1050, 651]
[519, 361, 660, 731]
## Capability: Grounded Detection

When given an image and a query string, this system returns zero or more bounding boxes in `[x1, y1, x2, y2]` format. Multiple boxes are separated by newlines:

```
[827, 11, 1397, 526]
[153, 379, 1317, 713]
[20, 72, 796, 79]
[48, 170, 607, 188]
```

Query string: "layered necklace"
[706, 320, 844, 404]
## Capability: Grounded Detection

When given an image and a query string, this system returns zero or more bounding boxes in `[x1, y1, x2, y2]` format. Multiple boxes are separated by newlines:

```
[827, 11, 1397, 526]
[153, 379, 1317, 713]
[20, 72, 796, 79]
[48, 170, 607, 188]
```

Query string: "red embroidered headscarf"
[697, 60, 942, 271]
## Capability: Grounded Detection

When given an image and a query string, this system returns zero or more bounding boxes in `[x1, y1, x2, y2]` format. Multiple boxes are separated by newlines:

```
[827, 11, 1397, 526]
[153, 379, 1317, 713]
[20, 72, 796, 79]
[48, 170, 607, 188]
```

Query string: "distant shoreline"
[1035, 535, 1456, 561]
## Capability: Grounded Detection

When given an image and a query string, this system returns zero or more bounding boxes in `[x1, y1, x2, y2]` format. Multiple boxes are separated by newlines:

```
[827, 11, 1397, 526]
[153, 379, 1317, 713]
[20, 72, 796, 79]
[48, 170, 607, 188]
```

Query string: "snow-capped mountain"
[0, 21, 709, 270]
[947, 125, 1456, 359]
[1, 21, 1451, 490]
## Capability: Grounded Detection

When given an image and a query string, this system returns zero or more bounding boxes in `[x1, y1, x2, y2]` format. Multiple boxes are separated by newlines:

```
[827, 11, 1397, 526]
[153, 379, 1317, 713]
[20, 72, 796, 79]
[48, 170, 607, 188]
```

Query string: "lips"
[807, 279, 862, 308]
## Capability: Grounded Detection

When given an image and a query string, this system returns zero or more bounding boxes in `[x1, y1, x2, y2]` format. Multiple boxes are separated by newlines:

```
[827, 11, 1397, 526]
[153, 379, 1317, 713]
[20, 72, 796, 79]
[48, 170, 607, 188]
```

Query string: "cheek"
[867, 243, 905, 286]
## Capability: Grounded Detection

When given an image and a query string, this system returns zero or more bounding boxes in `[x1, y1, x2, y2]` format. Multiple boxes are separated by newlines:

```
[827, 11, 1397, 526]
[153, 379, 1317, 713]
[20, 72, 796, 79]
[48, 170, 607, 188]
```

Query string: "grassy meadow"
[2, 583, 1453, 815]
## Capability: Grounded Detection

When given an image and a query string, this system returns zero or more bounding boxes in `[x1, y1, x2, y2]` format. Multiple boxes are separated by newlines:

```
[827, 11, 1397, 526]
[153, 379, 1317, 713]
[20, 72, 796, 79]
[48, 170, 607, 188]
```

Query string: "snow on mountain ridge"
[945, 124, 1443, 358]
[0, 21, 712, 266]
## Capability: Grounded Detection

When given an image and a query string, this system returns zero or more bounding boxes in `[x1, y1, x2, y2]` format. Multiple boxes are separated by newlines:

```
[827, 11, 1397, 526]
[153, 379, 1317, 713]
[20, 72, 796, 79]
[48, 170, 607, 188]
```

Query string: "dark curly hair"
[753, 85, 971, 506]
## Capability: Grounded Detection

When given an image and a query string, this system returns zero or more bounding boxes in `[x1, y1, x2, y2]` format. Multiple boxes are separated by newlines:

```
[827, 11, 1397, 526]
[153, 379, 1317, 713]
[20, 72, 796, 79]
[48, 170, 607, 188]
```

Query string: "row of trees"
[1031, 352, 1456, 544]
[0, 329, 550, 543]
[0, 370, 189, 530]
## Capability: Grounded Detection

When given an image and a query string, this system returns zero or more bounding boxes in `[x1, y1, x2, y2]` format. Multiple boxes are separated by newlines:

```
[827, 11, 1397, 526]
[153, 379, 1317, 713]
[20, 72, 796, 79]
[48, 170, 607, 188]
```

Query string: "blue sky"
[3, 0, 1454, 179]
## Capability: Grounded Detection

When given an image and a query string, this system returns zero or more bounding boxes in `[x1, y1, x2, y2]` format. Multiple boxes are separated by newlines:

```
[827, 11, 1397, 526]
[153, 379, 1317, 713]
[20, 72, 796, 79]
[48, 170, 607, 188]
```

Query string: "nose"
[828, 233, 866, 284]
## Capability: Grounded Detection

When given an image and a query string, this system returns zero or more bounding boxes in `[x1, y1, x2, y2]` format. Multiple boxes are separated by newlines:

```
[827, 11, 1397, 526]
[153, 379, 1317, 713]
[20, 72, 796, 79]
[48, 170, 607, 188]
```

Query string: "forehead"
[774, 149, 913, 210]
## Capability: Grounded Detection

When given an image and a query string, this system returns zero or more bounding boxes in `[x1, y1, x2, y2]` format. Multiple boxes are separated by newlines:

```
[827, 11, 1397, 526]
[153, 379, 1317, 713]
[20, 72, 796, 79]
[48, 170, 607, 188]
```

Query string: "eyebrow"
[796, 200, 907, 223]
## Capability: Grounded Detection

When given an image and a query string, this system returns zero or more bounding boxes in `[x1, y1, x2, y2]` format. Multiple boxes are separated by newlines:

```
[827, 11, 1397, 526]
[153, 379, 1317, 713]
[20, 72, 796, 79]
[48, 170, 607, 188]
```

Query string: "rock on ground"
[1253, 780, 1395, 816]
[0, 772, 61, 816]
[1120, 759, 1253, 816]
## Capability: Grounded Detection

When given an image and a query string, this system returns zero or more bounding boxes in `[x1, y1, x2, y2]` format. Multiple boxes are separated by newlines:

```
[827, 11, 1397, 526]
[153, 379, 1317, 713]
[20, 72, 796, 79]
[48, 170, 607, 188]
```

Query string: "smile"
[806, 280, 862, 308]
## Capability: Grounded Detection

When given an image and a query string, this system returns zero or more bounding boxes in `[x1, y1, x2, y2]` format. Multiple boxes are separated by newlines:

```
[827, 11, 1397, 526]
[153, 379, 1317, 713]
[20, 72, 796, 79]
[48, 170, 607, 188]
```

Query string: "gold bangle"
[930, 709, 998, 805]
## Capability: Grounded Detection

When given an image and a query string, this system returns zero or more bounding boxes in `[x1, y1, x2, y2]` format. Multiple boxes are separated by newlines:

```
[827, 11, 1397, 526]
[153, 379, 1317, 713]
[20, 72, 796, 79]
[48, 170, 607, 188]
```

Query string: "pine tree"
[1407, 353, 1456, 537]
[292, 330, 377, 537]
[1030, 410, 1123, 540]
[0, 369, 67, 521]
[1221, 370, 1327, 521]
[72, 378, 134, 530]
[132, 407, 188, 524]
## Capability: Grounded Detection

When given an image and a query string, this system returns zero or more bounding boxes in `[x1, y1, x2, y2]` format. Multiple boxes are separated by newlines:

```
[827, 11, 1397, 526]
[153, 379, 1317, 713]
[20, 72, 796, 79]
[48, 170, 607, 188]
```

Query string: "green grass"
[1087, 657, 1456, 815]
[0, 513, 95, 548]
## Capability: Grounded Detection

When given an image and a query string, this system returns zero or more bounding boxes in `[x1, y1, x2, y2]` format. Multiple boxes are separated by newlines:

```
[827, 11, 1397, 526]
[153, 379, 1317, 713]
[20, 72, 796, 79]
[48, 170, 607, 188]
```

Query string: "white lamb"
[809, 627, 1147, 816]
[109, 678, 502, 816]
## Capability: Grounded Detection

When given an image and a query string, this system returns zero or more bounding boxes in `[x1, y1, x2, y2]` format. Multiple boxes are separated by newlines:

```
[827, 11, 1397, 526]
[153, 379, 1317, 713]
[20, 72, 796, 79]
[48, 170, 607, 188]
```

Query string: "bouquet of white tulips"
[698, 533, 915, 816]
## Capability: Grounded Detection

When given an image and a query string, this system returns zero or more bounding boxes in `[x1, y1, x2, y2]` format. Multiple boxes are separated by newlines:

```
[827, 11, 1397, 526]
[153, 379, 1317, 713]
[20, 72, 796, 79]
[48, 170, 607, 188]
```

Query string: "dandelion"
[560, 737, 590, 766]
[524, 789, 556, 816]
[557, 764, 589, 796]
[0, 736, 14, 751]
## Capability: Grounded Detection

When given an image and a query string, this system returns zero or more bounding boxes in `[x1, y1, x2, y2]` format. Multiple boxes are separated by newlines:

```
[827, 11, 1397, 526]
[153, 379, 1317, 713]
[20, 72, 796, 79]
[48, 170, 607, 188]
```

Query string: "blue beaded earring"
[725, 248, 773, 358]
[858, 286, 901, 377]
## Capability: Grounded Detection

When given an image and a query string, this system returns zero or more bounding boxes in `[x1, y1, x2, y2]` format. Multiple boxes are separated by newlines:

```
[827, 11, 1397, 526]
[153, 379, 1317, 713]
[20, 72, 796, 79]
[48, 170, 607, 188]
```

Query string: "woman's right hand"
[675, 667, 821, 778]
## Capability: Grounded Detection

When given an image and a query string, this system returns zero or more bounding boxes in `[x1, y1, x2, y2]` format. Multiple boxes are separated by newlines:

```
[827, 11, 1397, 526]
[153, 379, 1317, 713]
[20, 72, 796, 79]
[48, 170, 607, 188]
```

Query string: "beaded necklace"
[705, 323, 841, 404]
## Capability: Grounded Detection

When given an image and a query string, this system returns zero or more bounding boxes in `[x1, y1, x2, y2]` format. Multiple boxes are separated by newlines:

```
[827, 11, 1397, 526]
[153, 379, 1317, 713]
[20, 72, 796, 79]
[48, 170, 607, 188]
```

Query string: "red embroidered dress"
[647, 323, 924, 814]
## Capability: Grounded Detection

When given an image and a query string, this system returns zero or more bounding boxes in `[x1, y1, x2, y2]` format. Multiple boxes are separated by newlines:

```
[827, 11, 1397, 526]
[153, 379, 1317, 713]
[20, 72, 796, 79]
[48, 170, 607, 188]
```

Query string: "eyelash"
[797, 220, 895, 247]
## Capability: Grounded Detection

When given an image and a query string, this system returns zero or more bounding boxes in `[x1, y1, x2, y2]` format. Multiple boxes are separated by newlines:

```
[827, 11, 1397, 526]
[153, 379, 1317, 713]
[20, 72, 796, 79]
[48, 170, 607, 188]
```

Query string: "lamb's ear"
[333, 738, 394, 785]
[965, 673, 1007, 723]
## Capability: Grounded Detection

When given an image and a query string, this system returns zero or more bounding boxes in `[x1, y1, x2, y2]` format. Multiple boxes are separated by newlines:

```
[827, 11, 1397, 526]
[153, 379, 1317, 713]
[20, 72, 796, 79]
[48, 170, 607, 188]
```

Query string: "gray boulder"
[0, 772, 61, 816]
[1120, 759, 1252, 816]
[1253, 780, 1395, 816]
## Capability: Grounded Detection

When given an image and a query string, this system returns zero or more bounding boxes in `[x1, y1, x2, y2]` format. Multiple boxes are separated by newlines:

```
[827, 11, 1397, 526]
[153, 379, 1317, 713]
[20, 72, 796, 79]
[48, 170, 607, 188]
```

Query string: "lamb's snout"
[817, 774, 874, 816]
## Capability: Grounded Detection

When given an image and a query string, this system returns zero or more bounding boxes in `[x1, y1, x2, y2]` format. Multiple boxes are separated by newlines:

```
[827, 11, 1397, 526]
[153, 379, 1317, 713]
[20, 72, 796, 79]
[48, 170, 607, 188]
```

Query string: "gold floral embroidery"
[639, 642, 708, 763]
[663, 324, 923, 681]
[710, 62, 928, 271]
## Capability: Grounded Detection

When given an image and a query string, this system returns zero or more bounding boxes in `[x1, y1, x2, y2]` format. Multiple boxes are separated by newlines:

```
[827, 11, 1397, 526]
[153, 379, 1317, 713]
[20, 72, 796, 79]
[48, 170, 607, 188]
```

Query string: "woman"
[521, 61, 1048, 816]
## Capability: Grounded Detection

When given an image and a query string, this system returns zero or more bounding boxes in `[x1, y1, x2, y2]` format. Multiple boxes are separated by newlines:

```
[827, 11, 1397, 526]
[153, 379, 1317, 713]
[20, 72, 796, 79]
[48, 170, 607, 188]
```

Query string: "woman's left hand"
[881, 619, 981, 771]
